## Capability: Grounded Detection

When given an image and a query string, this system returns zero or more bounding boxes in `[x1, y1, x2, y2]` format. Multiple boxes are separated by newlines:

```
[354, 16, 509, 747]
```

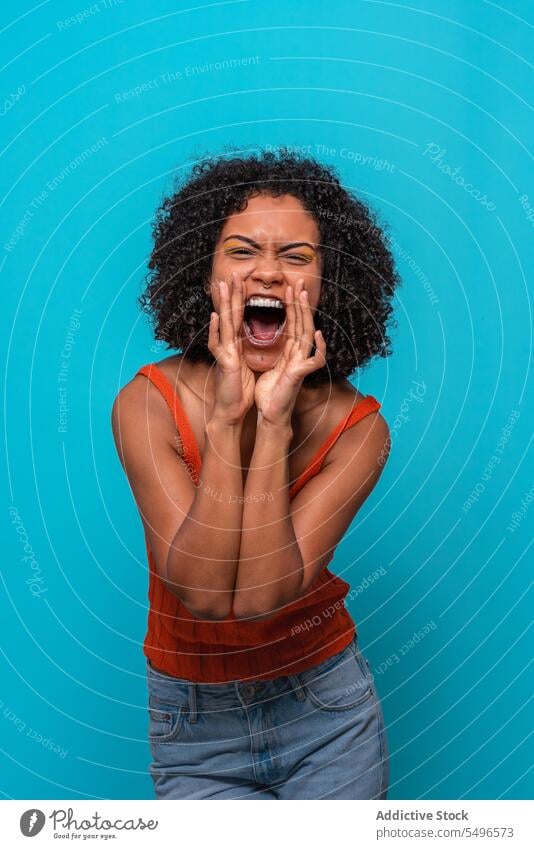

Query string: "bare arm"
[111, 380, 244, 620]
[111, 272, 256, 621]
[232, 278, 389, 620]
[165, 416, 245, 617]
[233, 410, 390, 620]
[233, 417, 301, 617]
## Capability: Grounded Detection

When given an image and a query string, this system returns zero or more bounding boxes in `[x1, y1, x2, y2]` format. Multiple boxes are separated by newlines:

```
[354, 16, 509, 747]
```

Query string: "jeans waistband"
[146, 636, 357, 713]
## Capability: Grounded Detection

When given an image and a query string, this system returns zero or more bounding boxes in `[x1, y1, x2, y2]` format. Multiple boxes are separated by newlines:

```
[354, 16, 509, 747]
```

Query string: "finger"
[302, 290, 315, 354]
[276, 347, 288, 370]
[208, 311, 220, 356]
[218, 278, 234, 348]
[311, 329, 327, 368]
[300, 285, 315, 355]
[284, 283, 296, 346]
[293, 282, 305, 357]
[230, 270, 244, 339]
[294, 279, 305, 344]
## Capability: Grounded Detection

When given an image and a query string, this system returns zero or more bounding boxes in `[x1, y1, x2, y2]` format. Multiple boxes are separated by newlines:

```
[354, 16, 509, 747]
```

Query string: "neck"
[180, 355, 333, 423]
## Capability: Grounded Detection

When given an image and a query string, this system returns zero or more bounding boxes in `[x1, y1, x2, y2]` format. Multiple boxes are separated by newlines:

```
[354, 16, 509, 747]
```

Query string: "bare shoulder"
[111, 369, 153, 432]
[328, 377, 385, 426]
[155, 353, 207, 404]
[151, 353, 184, 384]
[111, 355, 187, 420]
[336, 376, 369, 407]
[110, 360, 182, 467]
[327, 378, 390, 468]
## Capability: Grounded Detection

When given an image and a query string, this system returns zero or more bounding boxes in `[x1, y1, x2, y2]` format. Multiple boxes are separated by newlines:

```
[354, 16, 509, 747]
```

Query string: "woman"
[112, 150, 400, 799]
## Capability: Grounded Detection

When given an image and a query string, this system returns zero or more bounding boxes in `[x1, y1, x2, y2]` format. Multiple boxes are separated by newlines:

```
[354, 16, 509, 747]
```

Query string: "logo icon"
[20, 809, 45, 837]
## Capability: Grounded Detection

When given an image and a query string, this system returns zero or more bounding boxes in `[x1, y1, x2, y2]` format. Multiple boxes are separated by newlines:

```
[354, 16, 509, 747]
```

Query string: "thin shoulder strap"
[289, 395, 381, 500]
[136, 363, 202, 478]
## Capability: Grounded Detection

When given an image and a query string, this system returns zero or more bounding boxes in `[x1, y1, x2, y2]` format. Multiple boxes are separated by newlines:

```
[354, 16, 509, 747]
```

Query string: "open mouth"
[243, 297, 287, 347]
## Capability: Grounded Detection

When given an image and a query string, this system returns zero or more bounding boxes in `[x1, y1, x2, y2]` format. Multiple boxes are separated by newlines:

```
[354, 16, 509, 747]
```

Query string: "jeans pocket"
[148, 698, 186, 743]
[299, 642, 373, 712]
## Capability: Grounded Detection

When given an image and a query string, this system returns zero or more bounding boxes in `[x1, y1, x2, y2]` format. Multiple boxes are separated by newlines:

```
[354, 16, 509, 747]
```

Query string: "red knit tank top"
[137, 362, 381, 684]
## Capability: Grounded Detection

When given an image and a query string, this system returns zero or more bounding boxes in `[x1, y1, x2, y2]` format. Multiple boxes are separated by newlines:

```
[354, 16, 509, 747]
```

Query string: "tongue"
[248, 314, 280, 341]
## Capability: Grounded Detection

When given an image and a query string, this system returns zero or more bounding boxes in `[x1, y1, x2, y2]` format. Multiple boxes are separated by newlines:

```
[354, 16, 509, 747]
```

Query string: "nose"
[251, 270, 284, 293]
[250, 255, 284, 288]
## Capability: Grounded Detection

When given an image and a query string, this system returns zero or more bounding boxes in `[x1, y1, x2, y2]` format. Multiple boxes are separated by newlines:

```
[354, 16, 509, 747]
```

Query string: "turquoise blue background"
[2, 0, 532, 800]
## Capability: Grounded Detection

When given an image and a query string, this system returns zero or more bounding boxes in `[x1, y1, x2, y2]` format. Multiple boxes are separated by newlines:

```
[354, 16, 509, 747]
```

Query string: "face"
[209, 192, 322, 373]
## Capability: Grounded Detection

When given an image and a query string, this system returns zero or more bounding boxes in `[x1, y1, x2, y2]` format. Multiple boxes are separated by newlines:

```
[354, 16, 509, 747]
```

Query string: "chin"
[243, 347, 280, 372]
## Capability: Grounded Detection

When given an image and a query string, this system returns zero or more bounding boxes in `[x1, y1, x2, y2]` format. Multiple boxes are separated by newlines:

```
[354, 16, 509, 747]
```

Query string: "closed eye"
[225, 249, 313, 263]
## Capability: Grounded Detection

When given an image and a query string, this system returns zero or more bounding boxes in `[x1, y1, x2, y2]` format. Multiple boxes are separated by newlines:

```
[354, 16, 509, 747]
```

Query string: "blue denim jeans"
[146, 634, 389, 800]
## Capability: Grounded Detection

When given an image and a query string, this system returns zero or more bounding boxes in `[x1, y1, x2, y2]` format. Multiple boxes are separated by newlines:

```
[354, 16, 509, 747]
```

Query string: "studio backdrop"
[2, 0, 532, 800]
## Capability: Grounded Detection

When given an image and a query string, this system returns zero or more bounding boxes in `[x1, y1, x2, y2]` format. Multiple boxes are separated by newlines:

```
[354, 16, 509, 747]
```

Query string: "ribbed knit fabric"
[137, 362, 381, 683]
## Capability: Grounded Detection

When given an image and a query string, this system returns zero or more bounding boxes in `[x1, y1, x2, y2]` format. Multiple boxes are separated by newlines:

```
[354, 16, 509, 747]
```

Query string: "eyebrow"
[223, 234, 317, 251]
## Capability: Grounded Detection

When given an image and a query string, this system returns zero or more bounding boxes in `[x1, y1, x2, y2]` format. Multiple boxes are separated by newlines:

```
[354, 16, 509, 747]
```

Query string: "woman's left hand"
[254, 279, 327, 426]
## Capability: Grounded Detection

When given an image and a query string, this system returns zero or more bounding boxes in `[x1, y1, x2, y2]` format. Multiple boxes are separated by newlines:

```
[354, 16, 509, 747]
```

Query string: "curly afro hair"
[138, 148, 401, 386]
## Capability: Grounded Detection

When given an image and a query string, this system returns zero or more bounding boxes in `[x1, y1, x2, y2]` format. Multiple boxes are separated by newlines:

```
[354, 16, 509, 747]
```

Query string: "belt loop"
[288, 674, 306, 702]
[188, 682, 198, 723]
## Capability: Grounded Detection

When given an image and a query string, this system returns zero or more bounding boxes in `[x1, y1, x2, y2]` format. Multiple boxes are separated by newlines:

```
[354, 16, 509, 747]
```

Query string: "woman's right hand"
[207, 271, 256, 425]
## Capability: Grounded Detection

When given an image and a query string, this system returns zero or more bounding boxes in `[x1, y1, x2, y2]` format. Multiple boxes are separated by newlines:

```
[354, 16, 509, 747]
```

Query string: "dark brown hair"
[139, 148, 401, 385]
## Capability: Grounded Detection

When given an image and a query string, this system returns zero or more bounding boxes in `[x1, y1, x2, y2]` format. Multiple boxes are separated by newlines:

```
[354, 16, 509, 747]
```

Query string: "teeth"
[245, 296, 284, 309]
